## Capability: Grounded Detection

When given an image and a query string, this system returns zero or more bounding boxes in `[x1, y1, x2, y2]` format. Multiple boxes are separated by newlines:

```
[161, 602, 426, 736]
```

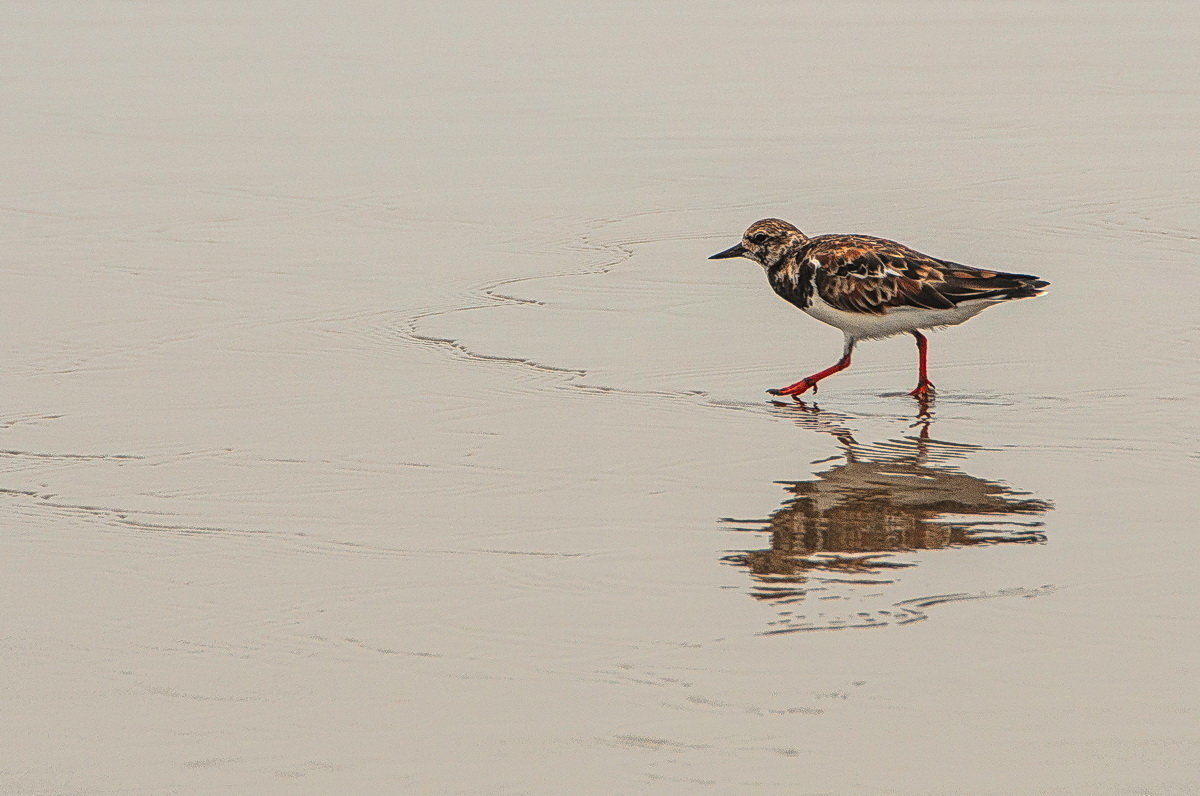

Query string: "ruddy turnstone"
[710, 219, 1048, 398]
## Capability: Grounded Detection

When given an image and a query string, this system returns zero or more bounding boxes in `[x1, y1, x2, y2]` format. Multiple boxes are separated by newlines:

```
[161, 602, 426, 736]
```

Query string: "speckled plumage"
[709, 218, 1048, 399]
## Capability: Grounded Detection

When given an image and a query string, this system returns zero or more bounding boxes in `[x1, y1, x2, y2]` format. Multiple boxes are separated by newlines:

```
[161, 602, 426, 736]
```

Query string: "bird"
[709, 218, 1048, 399]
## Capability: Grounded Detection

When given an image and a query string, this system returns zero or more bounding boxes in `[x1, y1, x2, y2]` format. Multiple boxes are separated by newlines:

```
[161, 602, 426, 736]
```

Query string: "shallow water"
[3, 1, 1199, 793]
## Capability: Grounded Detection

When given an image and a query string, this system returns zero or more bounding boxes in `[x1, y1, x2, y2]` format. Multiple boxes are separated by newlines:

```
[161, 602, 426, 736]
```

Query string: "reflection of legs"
[909, 331, 935, 398]
[769, 336, 856, 398]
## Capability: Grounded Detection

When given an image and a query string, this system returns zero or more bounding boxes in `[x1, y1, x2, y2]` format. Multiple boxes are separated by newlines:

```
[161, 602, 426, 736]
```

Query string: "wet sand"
[3, 2, 1199, 793]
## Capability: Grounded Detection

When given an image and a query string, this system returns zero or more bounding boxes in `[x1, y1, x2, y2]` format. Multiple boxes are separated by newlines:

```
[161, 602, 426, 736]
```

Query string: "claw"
[768, 379, 815, 397]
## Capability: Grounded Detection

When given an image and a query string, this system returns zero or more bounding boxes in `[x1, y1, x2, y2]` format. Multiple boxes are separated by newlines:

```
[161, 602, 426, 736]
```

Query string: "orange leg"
[909, 331, 935, 398]
[769, 339, 855, 398]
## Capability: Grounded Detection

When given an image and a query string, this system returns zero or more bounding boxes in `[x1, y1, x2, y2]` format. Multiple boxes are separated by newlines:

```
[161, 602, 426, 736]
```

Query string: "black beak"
[708, 242, 747, 260]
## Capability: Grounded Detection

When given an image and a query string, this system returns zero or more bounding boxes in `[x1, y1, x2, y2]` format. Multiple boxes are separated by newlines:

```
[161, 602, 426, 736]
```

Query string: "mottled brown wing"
[935, 262, 1050, 303]
[808, 236, 955, 314]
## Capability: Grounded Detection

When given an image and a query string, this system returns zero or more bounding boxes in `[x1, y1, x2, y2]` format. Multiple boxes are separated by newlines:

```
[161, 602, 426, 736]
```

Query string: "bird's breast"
[767, 260, 814, 310]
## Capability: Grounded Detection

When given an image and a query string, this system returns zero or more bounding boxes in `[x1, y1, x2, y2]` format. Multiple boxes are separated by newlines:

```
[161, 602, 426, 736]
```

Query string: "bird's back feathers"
[772, 234, 1048, 316]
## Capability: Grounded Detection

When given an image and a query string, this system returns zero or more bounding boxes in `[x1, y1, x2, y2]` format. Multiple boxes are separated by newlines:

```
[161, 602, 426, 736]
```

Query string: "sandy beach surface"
[3, 2, 1198, 793]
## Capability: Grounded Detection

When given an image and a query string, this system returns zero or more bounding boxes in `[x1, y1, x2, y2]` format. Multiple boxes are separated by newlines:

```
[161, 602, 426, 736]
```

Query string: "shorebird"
[709, 219, 1048, 399]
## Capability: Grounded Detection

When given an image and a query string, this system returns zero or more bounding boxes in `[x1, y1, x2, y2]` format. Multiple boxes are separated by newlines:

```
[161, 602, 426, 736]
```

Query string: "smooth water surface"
[3, 2, 1198, 793]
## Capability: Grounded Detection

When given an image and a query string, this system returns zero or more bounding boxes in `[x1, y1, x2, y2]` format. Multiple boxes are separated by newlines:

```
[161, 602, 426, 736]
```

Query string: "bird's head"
[709, 218, 808, 267]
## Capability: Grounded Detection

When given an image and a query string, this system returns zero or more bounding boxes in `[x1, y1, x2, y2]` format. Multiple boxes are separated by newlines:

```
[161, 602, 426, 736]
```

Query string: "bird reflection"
[722, 402, 1052, 610]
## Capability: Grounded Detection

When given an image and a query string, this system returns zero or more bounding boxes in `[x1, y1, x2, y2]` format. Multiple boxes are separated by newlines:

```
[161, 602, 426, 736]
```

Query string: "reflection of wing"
[806, 234, 1050, 314]
[723, 442, 1051, 589]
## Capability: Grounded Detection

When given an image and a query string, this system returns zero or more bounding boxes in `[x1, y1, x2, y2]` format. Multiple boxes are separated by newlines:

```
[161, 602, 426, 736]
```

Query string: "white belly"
[802, 294, 998, 340]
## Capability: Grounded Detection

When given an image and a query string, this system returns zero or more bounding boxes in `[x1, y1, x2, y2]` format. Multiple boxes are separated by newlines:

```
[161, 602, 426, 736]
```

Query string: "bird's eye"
[749, 233, 768, 245]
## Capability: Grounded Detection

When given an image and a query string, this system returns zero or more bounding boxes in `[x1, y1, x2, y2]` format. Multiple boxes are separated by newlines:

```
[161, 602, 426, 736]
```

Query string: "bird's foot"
[908, 381, 935, 399]
[768, 378, 816, 398]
